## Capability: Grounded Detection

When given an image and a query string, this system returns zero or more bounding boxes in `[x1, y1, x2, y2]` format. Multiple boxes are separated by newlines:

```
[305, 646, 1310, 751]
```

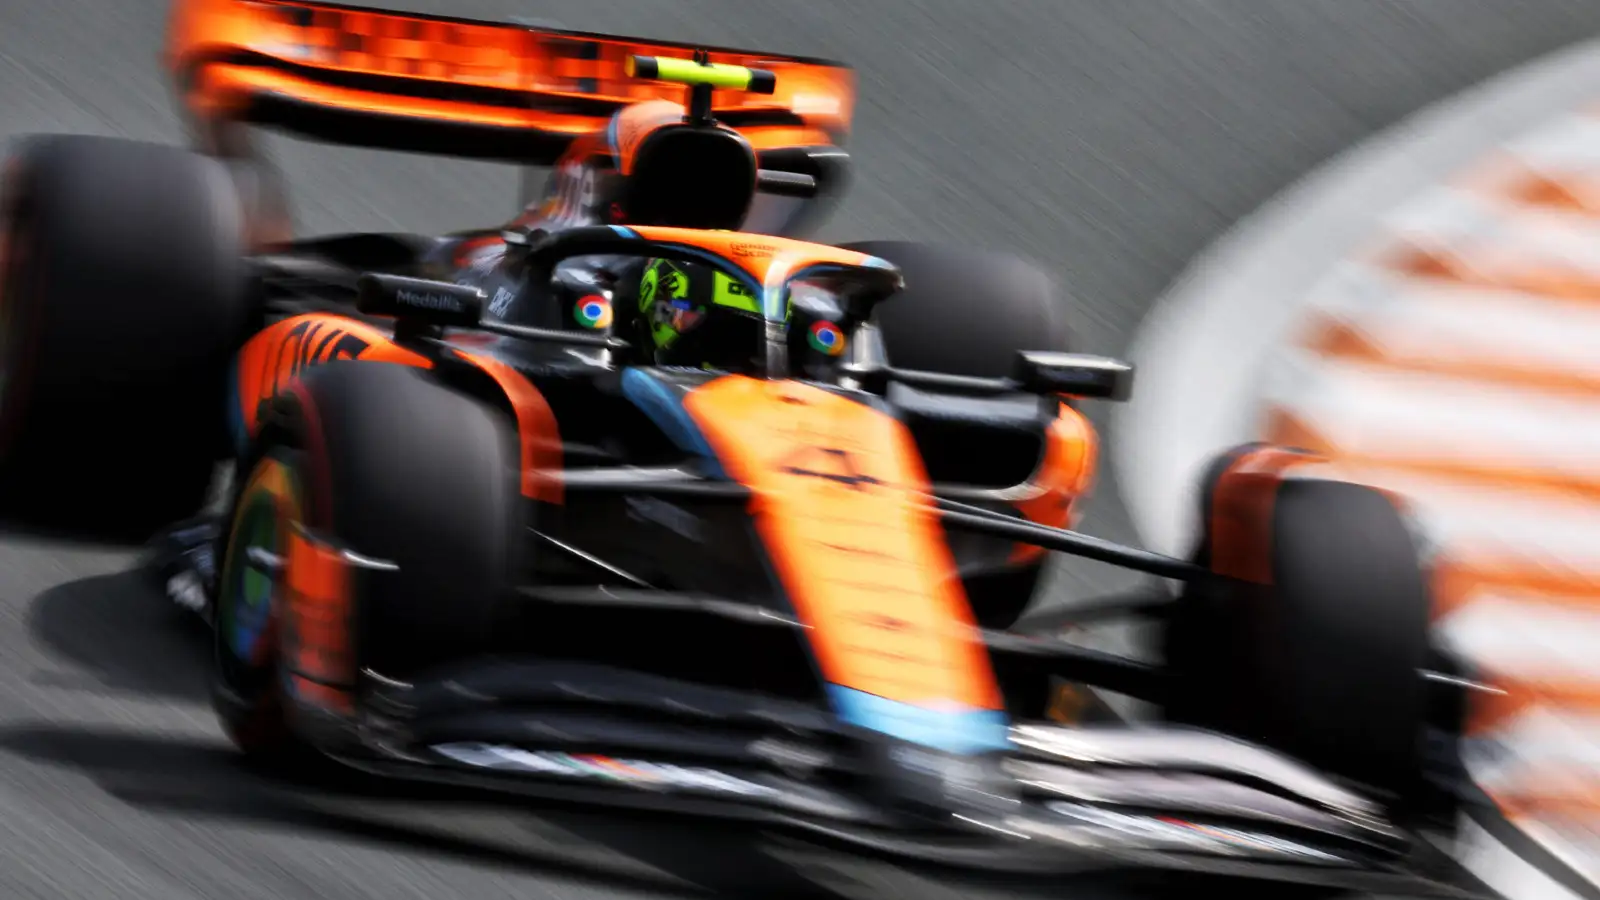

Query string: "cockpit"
[617, 256, 897, 385]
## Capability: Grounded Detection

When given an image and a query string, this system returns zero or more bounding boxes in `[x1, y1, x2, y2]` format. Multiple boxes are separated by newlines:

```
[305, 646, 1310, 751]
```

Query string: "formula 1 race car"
[0, 1, 1487, 895]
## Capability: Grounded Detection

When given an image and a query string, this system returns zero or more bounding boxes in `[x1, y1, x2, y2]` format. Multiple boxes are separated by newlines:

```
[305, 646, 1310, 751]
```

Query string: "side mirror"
[1012, 351, 1134, 401]
[756, 169, 818, 198]
[835, 269, 904, 329]
[357, 274, 484, 328]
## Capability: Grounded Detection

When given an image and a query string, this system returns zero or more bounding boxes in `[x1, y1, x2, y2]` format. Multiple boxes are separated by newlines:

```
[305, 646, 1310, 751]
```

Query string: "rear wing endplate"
[167, 0, 856, 164]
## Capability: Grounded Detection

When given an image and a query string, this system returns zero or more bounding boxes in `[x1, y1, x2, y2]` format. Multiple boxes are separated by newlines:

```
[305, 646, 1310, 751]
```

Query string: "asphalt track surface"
[4, 1, 1600, 898]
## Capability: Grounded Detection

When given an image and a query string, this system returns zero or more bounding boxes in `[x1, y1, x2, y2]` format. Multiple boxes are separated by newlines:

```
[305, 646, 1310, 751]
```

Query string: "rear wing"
[166, 0, 856, 164]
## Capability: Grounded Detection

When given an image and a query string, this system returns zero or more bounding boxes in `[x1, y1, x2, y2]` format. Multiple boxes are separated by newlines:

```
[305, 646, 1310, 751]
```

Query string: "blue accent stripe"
[619, 369, 726, 478]
[827, 685, 1013, 754]
[608, 225, 640, 239]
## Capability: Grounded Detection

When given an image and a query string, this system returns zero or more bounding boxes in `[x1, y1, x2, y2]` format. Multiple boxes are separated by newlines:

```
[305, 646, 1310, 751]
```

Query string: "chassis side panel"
[684, 375, 1010, 751]
[232, 314, 563, 503]
[231, 314, 431, 446]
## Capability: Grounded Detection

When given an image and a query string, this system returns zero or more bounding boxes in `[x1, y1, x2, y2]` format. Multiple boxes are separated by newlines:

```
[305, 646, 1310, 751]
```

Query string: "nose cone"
[865, 739, 1022, 828]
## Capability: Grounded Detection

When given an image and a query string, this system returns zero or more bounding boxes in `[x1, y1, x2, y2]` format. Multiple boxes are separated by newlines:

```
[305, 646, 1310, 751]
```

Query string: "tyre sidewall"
[268, 362, 521, 679]
[1169, 466, 1434, 796]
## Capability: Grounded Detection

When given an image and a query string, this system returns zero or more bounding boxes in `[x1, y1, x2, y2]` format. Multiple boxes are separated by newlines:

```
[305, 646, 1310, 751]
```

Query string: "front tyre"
[1166, 458, 1435, 800]
[212, 361, 522, 765]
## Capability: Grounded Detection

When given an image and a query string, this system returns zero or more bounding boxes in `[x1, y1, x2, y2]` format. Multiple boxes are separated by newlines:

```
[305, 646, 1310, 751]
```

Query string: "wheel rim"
[224, 496, 278, 663]
[216, 454, 302, 674]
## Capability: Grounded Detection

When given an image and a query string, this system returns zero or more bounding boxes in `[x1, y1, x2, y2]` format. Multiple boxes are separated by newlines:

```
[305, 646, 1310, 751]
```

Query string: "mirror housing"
[755, 169, 818, 198]
[357, 274, 484, 328]
[1012, 351, 1134, 401]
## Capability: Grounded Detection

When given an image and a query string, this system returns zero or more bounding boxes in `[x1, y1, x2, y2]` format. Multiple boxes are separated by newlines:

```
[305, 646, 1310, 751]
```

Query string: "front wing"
[325, 659, 1483, 896]
[142, 519, 1482, 896]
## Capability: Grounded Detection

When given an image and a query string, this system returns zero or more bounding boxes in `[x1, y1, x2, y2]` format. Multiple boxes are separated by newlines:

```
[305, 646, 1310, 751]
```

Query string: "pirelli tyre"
[0, 135, 251, 530]
[213, 362, 520, 764]
[1165, 454, 1435, 802]
[841, 240, 1072, 629]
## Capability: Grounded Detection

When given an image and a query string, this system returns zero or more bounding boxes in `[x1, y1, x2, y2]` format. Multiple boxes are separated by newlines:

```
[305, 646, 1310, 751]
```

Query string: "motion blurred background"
[3, 1, 1600, 898]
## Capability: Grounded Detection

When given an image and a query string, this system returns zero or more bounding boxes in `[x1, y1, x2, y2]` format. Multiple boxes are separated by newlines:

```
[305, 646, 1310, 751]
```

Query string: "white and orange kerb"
[1260, 107, 1600, 866]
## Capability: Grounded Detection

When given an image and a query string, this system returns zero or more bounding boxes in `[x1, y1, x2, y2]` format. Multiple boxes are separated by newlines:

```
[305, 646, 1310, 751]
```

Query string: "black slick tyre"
[212, 361, 521, 766]
[0, 135, 250, 532]
[1167, 468, 1434, 800]
[840, 240, 1069, 379]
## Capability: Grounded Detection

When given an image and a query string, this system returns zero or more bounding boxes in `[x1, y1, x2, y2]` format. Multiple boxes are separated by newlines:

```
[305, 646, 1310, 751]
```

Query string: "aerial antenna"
[624, 53, 778, 127]
[688, 48, 715, 125]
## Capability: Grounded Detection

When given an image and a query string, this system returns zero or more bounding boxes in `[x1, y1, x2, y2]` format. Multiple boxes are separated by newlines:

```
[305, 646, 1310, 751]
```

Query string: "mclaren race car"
[0, 0, 1488, 894]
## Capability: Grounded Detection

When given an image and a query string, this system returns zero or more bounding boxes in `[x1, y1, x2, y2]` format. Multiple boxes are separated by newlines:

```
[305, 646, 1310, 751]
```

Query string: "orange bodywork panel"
[1009, 403, 1099, 563]
[684, 375, 1004, 713]
[232, 314, 561, 503]
[451, 348, 564, 504]
[233, 314, 433, 441]
[624, 226, 890, 288]
[610, 100, 690, 174]
[283, 524, 356, 714]
[733, 125, 840, 154]
[1206, 445, 1334, 585]
[167, 0, 855, 161]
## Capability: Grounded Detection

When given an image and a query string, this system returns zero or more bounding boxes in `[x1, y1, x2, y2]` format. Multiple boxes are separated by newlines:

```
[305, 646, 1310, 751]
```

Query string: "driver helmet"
[634, 258, 764, 370]
[631, 257, 852, 375]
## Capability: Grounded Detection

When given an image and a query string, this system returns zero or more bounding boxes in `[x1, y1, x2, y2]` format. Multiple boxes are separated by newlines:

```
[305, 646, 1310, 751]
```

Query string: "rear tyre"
[840, 240, 1070, 378]
[212, 362, 522, 765]
[1166, 466, 1434, 799]
[841, 241, 1072, 629]
[0, 135, 250, 532]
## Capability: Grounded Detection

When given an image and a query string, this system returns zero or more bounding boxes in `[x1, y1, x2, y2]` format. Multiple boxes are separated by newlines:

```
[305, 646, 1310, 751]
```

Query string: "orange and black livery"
[0, 2, 1478, 890]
